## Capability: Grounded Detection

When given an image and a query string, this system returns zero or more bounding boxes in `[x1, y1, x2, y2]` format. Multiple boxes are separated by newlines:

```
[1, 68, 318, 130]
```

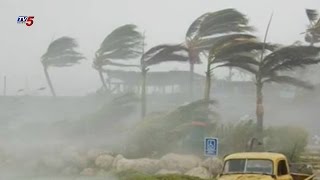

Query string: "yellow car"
[218, 152, 316, 180]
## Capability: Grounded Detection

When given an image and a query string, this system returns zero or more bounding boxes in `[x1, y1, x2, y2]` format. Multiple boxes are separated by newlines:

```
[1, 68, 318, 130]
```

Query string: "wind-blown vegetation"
[39, 8, 320, 155]
[93, 24, 144, 90]
[41, 37, 85, 96]
[213, 37, 320, 138]
[304, 9, 320, 46]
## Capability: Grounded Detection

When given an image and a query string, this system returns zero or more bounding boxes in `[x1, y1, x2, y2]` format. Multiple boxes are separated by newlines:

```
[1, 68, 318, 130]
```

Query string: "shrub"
[126, 100, 219, 158]
[264, 126, 308, 162]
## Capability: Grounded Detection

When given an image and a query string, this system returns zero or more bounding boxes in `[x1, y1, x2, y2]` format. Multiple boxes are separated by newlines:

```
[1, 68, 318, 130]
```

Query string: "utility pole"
[3, 76, 6, 96]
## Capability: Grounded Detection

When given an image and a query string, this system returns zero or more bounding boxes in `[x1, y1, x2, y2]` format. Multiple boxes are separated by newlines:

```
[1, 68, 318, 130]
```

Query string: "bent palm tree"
[304, 9, 320, 46]
[205, 34, 257, 101]
[185, 8, 254, 99]
[41, 37, 85, 96]
[93, 24, 143, 90]
[214, 38, 320, 138]
[140, 44, 189, 117]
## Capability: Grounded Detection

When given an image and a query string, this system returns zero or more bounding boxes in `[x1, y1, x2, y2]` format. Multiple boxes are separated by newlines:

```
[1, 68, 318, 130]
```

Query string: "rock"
[159, 153, 201, 172]
[114, 156, 159, 174]
[112, 154, 124, 169]
[80, 168, 96, 176]
[156, 169, 182, 175]
[200, 157, 223, 176]
[95, 154, 114, 170]
[185, 166, 211, 179]
[87, 149, 113, 161]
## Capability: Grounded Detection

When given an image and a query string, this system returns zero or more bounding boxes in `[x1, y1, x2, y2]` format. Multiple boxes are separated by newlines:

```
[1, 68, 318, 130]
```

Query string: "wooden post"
[3, 76, 6, 96]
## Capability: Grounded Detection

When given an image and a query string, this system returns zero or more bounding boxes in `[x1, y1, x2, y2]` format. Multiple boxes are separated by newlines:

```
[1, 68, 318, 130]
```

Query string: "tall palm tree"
[93, 24, 143, 90]
[41, 37, 85, 96]
[304, 9, 320, 46]
[185, 8, 254, 99]
[140, 44, 189, 117]
[213, 38, 320, 138]
[204, 34, 256, 101]
[95, 26, 189, 118]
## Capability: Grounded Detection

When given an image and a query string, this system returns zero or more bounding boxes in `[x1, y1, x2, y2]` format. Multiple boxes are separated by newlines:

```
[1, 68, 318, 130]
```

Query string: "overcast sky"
[1, 0, 319, 96]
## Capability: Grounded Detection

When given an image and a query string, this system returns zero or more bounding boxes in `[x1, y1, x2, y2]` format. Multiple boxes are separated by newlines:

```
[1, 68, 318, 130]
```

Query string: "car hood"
[218, 174, 274, 180]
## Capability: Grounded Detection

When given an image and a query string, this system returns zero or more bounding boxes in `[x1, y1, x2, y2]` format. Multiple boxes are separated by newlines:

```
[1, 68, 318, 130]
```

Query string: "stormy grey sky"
[1, 0, 319, 96]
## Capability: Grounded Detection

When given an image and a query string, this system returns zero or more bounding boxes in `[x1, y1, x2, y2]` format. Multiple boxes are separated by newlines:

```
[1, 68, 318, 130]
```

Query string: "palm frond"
[196, 34, 256, 52]
[198, 8, 254, 38]
[306, 9, 319, 24]
[42, 37, 78, 58]
[216, 40, 277, 59]
[215, 62, 258, 75]
[43, 53, 85, 67]
[264, 75, 314, 89]
[96, 24, 143, 62]
[41, 37, 85, 67]
[215, 53, 260, 66]
[186, 13, 210, 40]
[143, 44, 189, 66]
[262, 45, 320, 74]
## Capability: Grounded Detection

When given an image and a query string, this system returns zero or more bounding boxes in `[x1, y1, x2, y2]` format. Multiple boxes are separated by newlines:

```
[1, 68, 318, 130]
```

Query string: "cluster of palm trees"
[41, 8, 320, 138]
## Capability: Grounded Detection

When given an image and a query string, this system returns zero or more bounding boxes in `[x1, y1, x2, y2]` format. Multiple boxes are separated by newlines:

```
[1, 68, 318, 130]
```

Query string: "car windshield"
[223, 159, 273, 175]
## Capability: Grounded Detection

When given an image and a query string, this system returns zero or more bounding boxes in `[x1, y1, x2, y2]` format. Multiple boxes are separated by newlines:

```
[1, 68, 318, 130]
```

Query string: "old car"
[218, 152, 316, 180]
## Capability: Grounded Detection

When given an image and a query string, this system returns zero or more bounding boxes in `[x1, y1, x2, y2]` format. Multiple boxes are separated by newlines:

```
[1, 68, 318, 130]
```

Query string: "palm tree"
[41, 37, 85, 96]
[140, 44, 189, 117]
[93, 24, 143, 90]
[204, 34, 256, 101]
[94, 26, 188, 117]
[304, 9, 320, 46]
[185, 8, 254, 99]
[213, 38, 320, 139]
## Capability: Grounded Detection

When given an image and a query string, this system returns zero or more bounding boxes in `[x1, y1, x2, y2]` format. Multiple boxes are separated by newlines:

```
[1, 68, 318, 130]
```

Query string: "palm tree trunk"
[189, 62, 194, 100]
[204, 62, 211, 101]
[141, 69, 147, 118]
[255, 82, 264, 137]
[98, 70, 107, 90]
[43, 66, 56, 97]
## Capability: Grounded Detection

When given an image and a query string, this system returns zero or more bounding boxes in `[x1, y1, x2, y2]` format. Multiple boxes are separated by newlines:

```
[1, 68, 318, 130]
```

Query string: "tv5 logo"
[17, 16, 34, 26]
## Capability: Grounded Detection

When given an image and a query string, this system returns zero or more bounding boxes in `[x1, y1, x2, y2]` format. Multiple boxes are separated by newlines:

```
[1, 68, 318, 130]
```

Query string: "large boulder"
[112, 154, 124, 168]
[159, 153, 201, 172]
[87, 149, 113, 162]
[156, 169, 182, 175]
[185, 166, 211, 179]
[95, 154, 114, 170]
[113, 155, 159, 174]
[200, 157, 223, 176]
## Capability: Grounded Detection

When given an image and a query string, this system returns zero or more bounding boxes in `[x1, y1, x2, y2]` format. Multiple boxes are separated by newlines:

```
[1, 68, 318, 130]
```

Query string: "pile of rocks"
[80, 152, 223, 179]
[35, 146, 223, 179]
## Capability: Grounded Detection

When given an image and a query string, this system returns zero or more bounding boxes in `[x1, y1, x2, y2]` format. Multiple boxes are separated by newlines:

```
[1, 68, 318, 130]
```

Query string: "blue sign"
[204, 137, 218, 156]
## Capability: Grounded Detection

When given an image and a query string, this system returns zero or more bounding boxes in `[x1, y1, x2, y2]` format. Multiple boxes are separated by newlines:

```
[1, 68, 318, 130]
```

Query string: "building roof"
[107, 70, 205, 86]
